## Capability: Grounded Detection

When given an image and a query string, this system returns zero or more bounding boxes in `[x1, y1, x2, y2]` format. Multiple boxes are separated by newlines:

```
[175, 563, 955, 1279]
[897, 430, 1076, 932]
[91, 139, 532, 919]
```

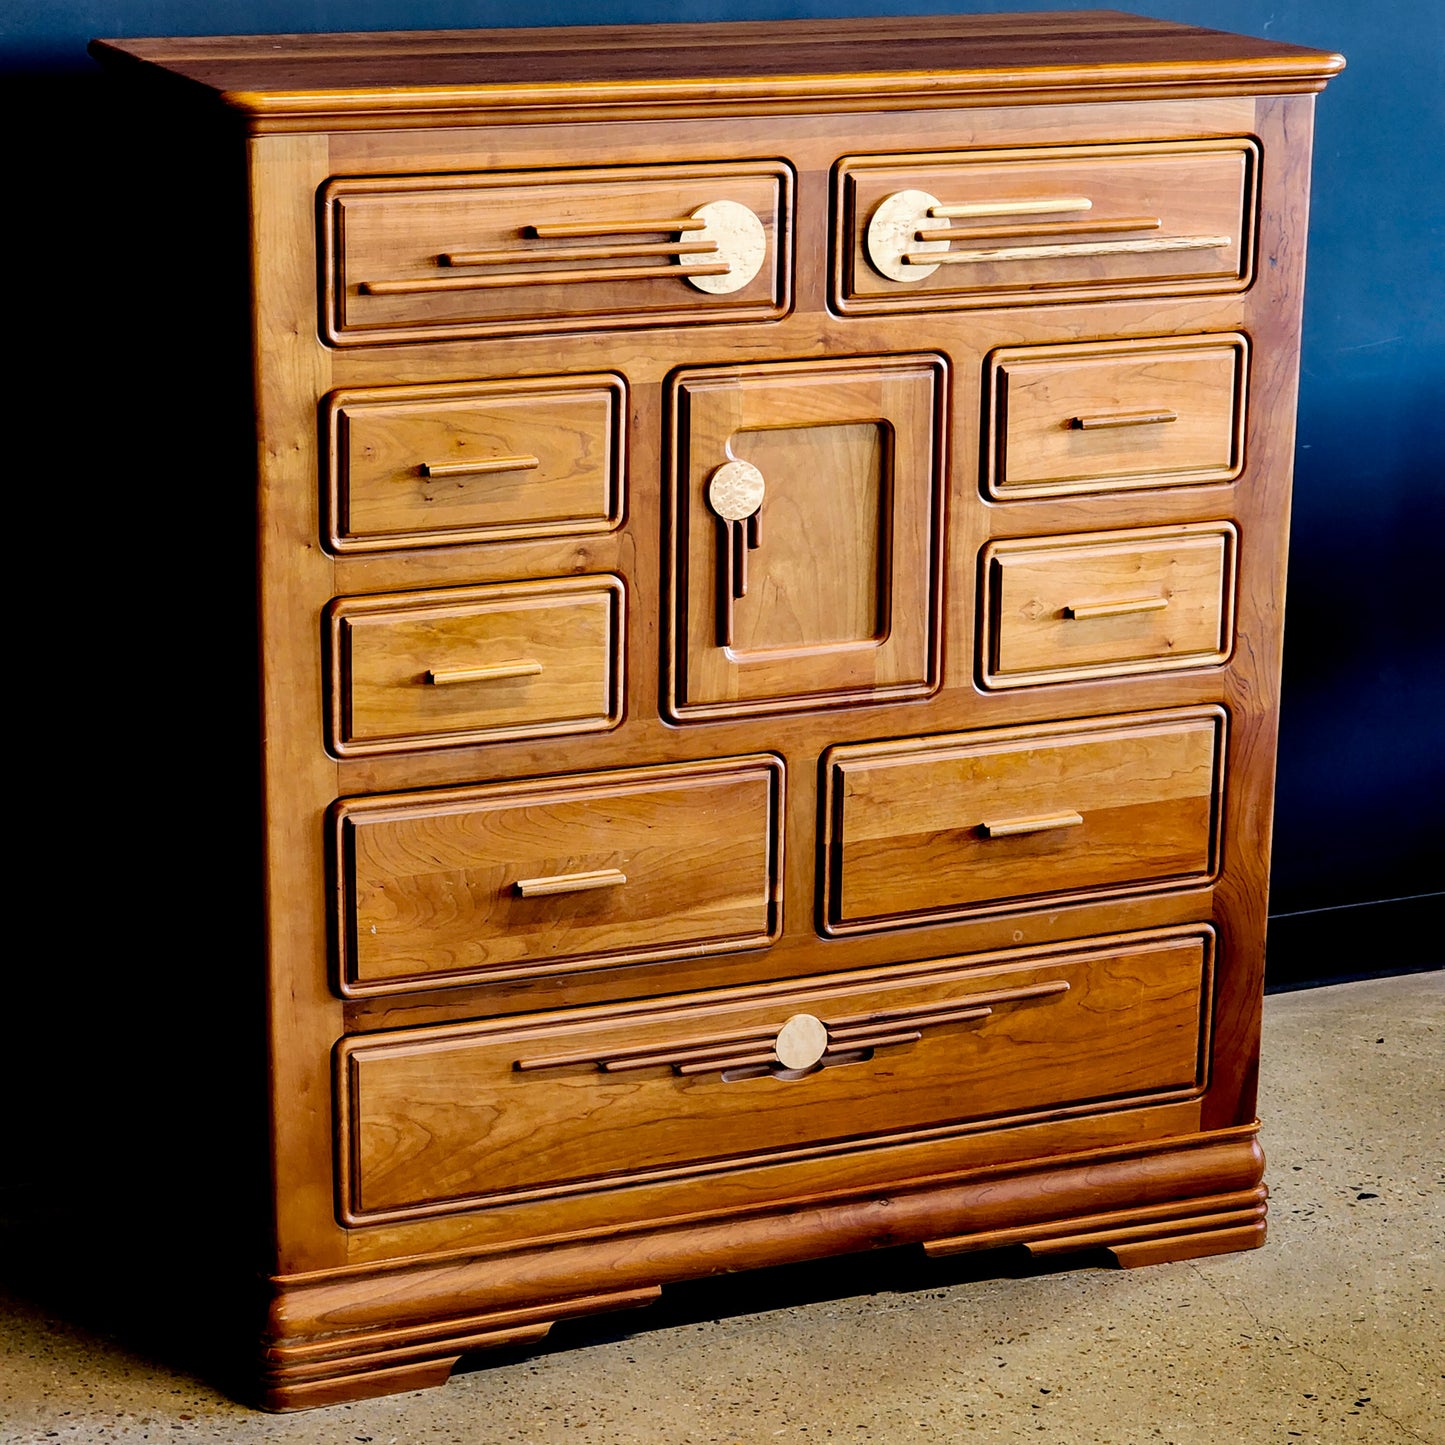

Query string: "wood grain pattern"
[327, 374, 624, 550]
[337, 930, 1210, 1223]
[986, 334, 1247, 497]
[322, 163, 789, 344]
[982, 523, 1237, 686]
[825, 709, 1223, 931]
[86, 12, 1337, 1409]
[840, 140, 1257, 311]
[668, 354, 943, 719]
[333, 755, 783, 994]
[328, 575, 622, 754]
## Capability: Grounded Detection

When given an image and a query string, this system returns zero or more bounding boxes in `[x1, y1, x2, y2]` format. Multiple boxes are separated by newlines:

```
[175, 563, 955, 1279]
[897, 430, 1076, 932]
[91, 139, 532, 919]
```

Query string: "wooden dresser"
[92, 13, 1342, 1409]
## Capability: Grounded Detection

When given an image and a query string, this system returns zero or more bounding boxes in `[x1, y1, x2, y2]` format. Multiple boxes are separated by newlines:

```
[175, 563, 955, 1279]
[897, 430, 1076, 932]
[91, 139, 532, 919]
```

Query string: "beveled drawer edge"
[333, 923, 1214, 1227]
[982, 332, 1250, 501]
[832, 137, 1260, 314]
[319, 159, 796, 346]
[326, 573, 625, 757]
[979, 520, 1240, 688]
[819, 705, 1227, 937]
[330, 752, 786, 997]
[323, 372, 628, 553]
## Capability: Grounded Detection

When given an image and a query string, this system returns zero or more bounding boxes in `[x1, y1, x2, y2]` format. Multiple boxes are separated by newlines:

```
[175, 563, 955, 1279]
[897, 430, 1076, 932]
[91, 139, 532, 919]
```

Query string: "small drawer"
[322, 162, 791, 344]
[325, 375, 624, 551]
[982, 524, 1237, 688]
[822, 709, 1223, 933]
[332, 755, 784, 995]
[327, 576, 623, 756]
[837, 139, 1256, 313]
[336, 927, 1213, 1224]
[985, 336, 1247, 499]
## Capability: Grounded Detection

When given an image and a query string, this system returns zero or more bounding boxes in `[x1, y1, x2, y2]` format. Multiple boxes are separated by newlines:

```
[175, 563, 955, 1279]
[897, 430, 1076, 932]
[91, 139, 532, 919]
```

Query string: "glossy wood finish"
[986, 335, 1247, 498]
[334, 755, 783, 994]
[327, 374, 624, 549]
[91, 12, 1340, 1410]
[982, 523, 1237, 685]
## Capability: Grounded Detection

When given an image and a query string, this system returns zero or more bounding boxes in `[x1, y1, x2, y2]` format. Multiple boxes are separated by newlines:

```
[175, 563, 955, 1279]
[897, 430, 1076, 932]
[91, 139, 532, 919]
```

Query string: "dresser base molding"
[260, 1126, 1263, 1409]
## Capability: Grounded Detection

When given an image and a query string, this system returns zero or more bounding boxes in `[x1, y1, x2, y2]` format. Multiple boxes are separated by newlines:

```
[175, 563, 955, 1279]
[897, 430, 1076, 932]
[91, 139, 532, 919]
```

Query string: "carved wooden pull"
[426, 660, 543, 686]
[1064, 597, 1169, 621]
[867, 187, 1229, 283]
[707, 459, 766, 646]
[513, 868, 627, 898]
[979, 812, 1085, 839]
[513, 981, 1069, 1077]
[1069, 410, 1178, 430]
[360, 202, 765, 297]
[419, 454, 540, 478]
[909, 235, 1232, 267]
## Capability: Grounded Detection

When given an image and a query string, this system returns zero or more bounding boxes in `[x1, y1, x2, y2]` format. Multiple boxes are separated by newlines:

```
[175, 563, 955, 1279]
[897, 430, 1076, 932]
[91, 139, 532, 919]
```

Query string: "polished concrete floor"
[3, 971, 1440, 1445]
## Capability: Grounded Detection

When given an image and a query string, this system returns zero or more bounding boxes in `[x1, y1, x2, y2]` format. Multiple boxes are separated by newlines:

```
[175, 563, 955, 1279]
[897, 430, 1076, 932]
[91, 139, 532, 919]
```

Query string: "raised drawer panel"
[986, 336, 1247, 498]
[823, 709, 1223, 933]
[337, 928, 1213, 1223]
[838, 139, 1256, 312]
[982, 524, 1237, 687]
[326, 375, 624, 551]
[332, 756, 784, 995]
[323, 162, 791, 344]
[327, 576, 623, 756]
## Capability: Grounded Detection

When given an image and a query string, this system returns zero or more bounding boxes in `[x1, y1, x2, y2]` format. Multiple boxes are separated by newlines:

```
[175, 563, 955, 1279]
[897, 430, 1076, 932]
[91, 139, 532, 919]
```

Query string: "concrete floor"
[3, 971, 1440, 1445]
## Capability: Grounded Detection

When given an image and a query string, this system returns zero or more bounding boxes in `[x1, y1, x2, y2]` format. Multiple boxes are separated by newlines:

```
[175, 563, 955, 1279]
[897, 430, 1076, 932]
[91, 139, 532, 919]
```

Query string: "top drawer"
[836, 139, 1257, 312]
[322, 162, 792, 344]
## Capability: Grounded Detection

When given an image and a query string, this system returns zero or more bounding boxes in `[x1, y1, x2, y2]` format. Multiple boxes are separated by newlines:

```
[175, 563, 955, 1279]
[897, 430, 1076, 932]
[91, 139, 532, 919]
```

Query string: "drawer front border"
[980, 522, 1239, 688]
[820, 706, 1226, 936]
[326, 574, 625, 757]
[335, 925, 1214, 1227]
[331, 753, 786, 997]
[984, 333, 1249, 500]
[321, 160, 794, 345]
[324, 373, 627, 552]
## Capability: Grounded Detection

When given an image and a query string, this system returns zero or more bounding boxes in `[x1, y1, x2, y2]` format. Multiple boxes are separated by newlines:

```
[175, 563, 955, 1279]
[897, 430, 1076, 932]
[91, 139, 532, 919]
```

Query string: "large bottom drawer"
[336, 927, 1213, 1226]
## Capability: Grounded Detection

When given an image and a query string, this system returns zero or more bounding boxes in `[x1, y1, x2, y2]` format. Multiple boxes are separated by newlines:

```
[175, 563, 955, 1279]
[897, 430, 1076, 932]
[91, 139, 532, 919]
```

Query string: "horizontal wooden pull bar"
[419, 454, 540, 478]
[516, 1024, 774, 1074]
[915, 216, 1161, 243]
[527, 217, 708, 238]
[1070, 409, 1178, 430]
[816, 1029, 924, 1056]
[829, 1009, 992, 1042]
[513, 868, 627, 898]
[677, 1050, 777, 1076]
[904, 234, 1233, 266]
[440, 240, 718, 266]
[929, 197, 1092, 219]
[829, 980, 1070, 1033]
[979, 811, 1085, 839]
[426, 660, 543, 686]
[360, 262, 729, 295]
[1065, 596, 1170, 620]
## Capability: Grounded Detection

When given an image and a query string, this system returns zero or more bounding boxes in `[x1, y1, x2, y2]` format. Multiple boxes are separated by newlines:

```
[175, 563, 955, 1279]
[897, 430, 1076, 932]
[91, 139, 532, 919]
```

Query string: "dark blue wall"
[6, 1, 1441, 973]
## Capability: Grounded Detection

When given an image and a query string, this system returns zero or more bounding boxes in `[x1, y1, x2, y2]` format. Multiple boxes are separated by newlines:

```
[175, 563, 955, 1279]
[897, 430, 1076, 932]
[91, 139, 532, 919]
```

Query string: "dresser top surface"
[90, 11, 1342, 129]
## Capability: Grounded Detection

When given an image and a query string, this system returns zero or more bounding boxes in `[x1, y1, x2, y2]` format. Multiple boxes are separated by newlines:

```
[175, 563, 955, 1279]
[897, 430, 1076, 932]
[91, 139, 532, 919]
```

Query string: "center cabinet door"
[667, 355, 946, 719]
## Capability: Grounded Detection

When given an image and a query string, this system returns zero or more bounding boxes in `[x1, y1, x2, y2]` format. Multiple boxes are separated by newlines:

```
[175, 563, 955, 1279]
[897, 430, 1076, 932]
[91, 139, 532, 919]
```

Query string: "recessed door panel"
[667, 355, 944, 720]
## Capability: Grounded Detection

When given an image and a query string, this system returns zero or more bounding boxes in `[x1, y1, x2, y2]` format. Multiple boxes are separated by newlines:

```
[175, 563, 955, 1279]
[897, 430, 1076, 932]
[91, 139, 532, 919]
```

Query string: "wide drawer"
[981, 524, 1237, 688]
[325, 375, 625, 551]
[837, 139, 1256, 312]
[336, 927, 1213, 1224]
[327, 576, 623, 756]
[822, 708, 1223, 933]
[323, 162, 791, 344]
[332, 755, 784, 995]
[985, 336, 1247, 498]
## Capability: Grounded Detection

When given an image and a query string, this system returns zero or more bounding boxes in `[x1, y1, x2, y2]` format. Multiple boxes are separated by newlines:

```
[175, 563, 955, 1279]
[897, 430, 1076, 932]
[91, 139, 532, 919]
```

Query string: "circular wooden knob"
[774, 1013, 829, 1071]
[707, 459, 765, 521]
[866, 188, 949, 281]
[680, 200, 767, 294]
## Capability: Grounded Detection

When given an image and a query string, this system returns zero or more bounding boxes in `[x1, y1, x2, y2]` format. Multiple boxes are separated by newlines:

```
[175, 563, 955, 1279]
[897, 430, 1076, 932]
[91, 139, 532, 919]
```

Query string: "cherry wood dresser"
[92, 12, 1342, 1409]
